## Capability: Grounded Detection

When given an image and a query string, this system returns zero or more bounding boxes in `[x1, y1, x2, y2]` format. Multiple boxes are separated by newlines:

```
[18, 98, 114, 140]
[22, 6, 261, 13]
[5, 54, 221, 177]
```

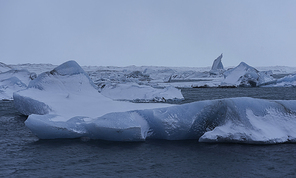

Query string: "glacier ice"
[23, 96, 296, 143]
[210, 54, 224, 75]
[14, 60, 171, 117]
[221, 62, 273, 87]
[211, 54, 224, 71]
[100, 83, 184, 102]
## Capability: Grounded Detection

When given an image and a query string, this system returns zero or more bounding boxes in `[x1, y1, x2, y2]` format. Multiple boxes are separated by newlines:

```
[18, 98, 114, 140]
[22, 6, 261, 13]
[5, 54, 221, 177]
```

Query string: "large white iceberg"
[221, 62, 273, 87]
[23, 96, 296, 143]
[100, 83, 184, 102]
[210, 54, 224, 75]
[13, 61, 172, 141]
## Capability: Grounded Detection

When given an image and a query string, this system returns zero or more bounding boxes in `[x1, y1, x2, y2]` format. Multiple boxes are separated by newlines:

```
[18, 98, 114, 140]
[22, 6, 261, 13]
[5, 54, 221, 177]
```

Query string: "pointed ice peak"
[211, 54, 224, 71]
[236, 62, 258, 72]
[237, 62, 249, 67]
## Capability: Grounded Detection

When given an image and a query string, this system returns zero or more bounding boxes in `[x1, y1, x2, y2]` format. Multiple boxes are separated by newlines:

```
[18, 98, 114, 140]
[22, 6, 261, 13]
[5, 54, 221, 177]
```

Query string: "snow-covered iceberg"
[199, 98, 296, 143]
[100, 83, 184, 102]
[23, 97, 296, 143]
[0, 69, 37, 100]
[14, 60, 170, 116]
[13, 61, 172, 141]
[221, 62, 273, 87]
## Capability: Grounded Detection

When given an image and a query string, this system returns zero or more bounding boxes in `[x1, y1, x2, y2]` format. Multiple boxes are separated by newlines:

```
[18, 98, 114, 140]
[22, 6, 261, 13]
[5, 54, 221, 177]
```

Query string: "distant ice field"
[179, 87, 296, 104]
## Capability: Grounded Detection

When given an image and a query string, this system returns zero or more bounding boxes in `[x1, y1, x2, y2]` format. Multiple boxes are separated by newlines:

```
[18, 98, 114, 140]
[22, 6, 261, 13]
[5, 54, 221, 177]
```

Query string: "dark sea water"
[1, 88, 296, 177]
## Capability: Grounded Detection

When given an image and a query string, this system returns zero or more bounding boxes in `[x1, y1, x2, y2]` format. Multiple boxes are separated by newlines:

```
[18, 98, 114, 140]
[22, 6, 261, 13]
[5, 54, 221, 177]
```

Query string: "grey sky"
[1, 0, 296, 67]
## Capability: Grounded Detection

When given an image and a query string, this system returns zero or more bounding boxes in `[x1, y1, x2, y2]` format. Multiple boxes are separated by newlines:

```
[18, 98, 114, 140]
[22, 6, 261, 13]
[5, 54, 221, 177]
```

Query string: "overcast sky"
[1, 0, 296, 67]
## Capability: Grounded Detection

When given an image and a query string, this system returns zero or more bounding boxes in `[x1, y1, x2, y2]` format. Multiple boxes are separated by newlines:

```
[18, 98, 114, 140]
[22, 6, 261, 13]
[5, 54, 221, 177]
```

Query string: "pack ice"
[13, 61, 296, 143]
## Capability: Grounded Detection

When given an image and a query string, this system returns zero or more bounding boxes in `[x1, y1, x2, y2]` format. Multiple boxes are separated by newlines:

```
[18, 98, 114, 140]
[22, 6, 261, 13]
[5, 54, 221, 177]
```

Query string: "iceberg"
[199, 98, 296, 144]
[23, 96, 296, 143]
[13, 61, 172, 140]
[221, 62, 273, 87]
[210, 54, 224, 75]
[100, 83, 184, 102]
[14, 60, 170, 116]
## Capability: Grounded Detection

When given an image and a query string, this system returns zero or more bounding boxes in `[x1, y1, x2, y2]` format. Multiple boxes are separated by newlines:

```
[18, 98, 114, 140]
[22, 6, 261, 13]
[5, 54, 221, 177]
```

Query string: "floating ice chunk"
[199, 98, 296, 144]
[211, 54, 224, 70]
[100, 83, 184, 102]
[23, 97, 296, 143]
[210, 54, 224, 75]
[221, 62, 273, 87]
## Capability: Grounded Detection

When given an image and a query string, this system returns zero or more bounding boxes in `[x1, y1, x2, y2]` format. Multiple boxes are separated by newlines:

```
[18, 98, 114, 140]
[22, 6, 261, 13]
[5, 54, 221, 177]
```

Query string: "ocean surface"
[1, 87, 296, 177]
